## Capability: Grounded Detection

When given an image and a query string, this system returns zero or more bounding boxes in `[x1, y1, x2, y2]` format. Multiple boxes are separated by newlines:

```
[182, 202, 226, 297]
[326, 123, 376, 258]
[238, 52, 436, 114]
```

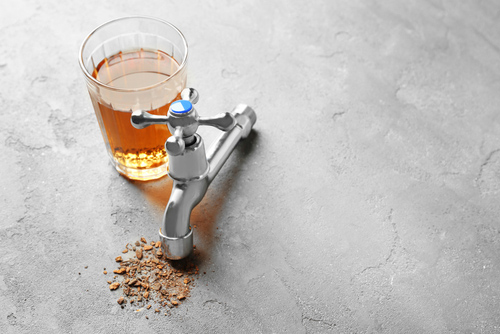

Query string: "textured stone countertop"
[2, 0, 500, 333]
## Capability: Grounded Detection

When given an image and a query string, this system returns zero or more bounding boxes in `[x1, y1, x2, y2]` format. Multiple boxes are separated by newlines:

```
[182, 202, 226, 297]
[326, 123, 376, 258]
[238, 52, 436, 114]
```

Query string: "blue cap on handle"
[171, 100, 193, 114]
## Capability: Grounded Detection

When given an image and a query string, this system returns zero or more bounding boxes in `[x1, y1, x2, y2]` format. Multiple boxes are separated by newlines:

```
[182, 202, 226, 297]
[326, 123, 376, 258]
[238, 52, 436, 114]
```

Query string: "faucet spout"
[163, 181, 206, 237]
[159, 179, 208, 259]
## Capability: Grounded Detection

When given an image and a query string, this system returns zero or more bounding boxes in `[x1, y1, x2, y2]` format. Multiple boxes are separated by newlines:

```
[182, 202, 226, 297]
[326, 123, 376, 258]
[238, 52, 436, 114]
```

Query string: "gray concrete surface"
[2, 0, 500, 333]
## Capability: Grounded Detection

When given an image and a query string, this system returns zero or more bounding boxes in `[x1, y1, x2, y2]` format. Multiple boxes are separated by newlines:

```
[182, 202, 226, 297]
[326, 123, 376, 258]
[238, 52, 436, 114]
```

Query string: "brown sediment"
[107, 239, 199, 313]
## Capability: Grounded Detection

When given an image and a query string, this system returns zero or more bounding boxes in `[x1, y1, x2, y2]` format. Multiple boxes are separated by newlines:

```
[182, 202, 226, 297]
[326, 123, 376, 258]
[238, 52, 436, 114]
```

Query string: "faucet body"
[131, 90, 256, 259]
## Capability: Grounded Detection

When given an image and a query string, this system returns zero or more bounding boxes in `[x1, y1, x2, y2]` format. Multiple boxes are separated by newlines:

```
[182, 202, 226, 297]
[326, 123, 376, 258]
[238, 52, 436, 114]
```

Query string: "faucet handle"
[130, 87, 198, 130]
[198, 112, 236, 131]
[179, 88, 235, 131]
[181, 88, 199, 104]
[166, 126, 185, 156]
[130, 110, 168, 129]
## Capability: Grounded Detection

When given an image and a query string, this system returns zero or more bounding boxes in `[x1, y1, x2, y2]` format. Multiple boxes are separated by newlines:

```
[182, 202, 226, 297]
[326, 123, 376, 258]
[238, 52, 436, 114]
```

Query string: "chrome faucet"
[131, 88, 257, 260]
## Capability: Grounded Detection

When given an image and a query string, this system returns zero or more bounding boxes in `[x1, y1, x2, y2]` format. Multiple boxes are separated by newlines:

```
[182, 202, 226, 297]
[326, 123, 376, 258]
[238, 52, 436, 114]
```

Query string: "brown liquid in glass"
[92, 49, 181, 170]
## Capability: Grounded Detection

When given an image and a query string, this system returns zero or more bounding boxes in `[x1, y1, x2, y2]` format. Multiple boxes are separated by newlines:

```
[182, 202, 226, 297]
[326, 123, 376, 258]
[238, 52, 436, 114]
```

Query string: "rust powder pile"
[105, 237, 199, 315]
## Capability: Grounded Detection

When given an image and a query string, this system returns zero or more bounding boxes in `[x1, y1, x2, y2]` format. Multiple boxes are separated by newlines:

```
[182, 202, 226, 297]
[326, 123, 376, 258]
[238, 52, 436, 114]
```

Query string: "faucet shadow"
[130, 176, 172, 218]
[130, 130, 259, 263]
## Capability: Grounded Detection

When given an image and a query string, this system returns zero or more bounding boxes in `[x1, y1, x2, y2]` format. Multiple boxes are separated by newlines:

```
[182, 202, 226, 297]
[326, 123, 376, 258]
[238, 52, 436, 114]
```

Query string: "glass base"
[114, 161, 169, 181]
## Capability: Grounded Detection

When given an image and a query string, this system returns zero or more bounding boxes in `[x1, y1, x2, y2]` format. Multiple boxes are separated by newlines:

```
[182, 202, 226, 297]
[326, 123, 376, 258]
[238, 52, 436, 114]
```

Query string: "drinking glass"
[79, 16, 188, 181]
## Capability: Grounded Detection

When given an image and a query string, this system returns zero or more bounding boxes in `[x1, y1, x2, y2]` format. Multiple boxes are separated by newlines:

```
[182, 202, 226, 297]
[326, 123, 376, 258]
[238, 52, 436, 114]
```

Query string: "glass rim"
[78, 15, 188, 93]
